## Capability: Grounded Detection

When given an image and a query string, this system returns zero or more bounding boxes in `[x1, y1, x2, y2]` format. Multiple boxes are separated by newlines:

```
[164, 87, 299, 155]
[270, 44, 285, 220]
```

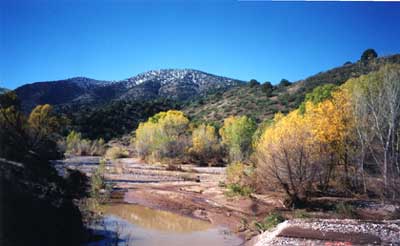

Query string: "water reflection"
[94, 203, 243, 246]
[100, 203, 210, 233]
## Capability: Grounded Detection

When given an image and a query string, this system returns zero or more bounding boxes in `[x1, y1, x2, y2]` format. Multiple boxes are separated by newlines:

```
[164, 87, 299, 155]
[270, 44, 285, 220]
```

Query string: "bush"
[335, 202, 357, 218]
[65, 130, 106, 156]
[225, 162, 255, 196]
[254, 213, 285, 233]
[225, 183, 253, 197]
[90, 159, 111, 204]
[105, 146, 129, 160]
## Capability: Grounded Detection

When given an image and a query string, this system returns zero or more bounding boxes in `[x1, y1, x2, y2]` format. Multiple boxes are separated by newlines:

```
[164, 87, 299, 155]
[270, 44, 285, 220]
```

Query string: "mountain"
[0, 87, 10, 94]
[184, 54, 400, 126]
[14, 69, 243, 111]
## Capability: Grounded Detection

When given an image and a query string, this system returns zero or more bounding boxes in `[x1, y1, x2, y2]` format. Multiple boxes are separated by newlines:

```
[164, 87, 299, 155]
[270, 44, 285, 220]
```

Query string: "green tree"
[299, 84, 337, 113]
[361, 48, 378, 62]
[279, 79, 291, 87]
[261, 82, 273, 96]
[249, 79, 260, 87]
[219, 115, 256, 162]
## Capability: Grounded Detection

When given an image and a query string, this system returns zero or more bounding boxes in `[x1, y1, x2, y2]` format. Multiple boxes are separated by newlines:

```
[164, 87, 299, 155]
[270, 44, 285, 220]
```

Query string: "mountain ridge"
[14, 69, 243, 111]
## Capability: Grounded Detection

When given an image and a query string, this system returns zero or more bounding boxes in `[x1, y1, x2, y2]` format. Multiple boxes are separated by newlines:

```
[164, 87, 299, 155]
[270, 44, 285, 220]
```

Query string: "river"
[86, 203, 244, 246]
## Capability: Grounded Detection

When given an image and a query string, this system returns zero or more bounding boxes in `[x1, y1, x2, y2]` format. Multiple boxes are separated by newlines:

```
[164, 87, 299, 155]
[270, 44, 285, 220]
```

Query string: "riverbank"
[54, 156, 400, 245]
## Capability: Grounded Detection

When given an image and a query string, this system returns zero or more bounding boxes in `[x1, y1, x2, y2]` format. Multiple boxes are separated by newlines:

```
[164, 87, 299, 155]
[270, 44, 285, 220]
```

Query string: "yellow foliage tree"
[134, 110, 189, 161]
[256, 87, 354, 205]
[188, 124, 221, 165]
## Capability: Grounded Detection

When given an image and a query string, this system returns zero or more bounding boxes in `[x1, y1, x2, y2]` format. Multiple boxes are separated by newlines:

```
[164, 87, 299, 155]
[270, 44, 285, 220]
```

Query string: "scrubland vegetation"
[132, 64, 400, 207]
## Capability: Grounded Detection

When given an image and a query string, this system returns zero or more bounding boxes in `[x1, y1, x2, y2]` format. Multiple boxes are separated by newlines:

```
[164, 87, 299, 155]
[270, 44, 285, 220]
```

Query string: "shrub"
[335, 202, 357, 218]
[225, 183, 253, 197]
[65, 130, 106, 156]
[225, 162, 255, 197]
[294, 209, 311, 219]
[105, 146, 129, 160]
[254, 213, 285, 233]
[90, 159, 111, 204]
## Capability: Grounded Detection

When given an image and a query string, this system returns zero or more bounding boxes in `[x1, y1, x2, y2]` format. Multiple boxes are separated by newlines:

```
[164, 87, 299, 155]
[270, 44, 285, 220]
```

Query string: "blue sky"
[1, 0, 400, 89]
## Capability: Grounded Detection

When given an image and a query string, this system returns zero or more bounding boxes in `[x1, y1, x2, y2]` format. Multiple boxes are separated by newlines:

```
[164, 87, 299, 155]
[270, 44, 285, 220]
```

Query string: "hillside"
[15, 69, 242, 112]
[0, 87, 10, 94]
[184, 54, 400, 125]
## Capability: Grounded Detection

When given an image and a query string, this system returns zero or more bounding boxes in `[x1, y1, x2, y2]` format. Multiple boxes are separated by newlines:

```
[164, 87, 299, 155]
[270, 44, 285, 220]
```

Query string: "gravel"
[254, 219, 400, 246]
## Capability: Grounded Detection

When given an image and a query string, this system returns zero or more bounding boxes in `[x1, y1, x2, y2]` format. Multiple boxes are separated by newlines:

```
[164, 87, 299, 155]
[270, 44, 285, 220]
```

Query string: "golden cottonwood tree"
[256, 87, 354, 206]
[134, 110, 189, 161]
[188, 124, 221, 165]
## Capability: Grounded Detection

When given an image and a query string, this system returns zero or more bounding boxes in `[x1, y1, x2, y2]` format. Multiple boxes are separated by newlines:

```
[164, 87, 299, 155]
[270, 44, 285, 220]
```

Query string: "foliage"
[225, 183, 253, 197]
[261, 81, 274, 96]
[294, 209, 311, 219]
[249, 79, 260, 87]
[134, 110, 190, 161]
[361, 48, 378, 62]
[188, 124, 222, 166]
[256, 86, 354, 206]
[254, 213, 285, 233]
[90, 159, 111, 204]
[0, 93, 63, 162]
[65, 130, 105, 156]
[225, 162, 255, 196]
[105, 146, 129, 160]
[345, 64, 400, 199]
[279, 79, 291, 87]
[61, 98, 181, 140]
[299, 84, 337, 113]
[0, 92, 84, 246]
[185, 54, 400, 127]
[219, 116, 256, 162]
[335, 202, 357, 218]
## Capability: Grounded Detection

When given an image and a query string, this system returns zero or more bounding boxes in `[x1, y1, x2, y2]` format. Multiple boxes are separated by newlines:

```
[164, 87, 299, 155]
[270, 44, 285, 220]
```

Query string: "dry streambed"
[54, 157, 400, 245]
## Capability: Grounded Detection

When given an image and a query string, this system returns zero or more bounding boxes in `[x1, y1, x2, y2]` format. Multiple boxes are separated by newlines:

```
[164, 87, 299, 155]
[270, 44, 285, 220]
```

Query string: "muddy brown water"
[89, 203, 243, 246]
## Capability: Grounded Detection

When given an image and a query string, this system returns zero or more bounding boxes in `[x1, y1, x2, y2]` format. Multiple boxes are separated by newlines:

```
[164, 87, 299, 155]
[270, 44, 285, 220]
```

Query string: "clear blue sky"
[1, 0, 400, 89]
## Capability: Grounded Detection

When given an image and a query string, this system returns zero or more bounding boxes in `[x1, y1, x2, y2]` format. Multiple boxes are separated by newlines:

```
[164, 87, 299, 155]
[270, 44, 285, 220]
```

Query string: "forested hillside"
[185, 53, 400, 125]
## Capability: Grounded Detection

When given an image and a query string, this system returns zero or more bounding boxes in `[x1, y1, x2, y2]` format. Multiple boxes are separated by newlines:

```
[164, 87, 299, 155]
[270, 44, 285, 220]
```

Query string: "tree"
[279, 79, 291, 87]
[219, 115, 256, 162]
[134, 110, 190, 161]
[188, 124, 221, 165]
[346, 64, 400, 199]
[299, 84, 337, 114]
[361, 49, 378, 62]
[28, 104, 60, 147]
[256, 87, 355, 205]
[261, 82, 273, 96]
[256, 111, 319, 207]
[249, 79, 260, 88]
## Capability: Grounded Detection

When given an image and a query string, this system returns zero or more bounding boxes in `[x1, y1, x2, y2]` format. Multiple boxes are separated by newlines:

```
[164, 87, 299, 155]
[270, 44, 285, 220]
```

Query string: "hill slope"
[0, 87, 10, 94]
[15, 69, 242, 111]
[184, 54, 400, 125]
